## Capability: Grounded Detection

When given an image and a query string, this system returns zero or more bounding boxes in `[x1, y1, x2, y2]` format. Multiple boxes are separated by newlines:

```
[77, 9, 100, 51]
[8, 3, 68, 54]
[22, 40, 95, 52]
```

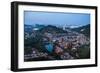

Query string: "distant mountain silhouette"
[71, 24, 90, 37]
[24, 24, 90, 37]
[38, 25, 68, 34]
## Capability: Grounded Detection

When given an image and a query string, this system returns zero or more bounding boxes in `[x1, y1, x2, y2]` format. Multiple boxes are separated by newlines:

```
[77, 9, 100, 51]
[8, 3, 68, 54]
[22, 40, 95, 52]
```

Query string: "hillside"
[71, 24, 90, 37]
[38, 25, 68, 34]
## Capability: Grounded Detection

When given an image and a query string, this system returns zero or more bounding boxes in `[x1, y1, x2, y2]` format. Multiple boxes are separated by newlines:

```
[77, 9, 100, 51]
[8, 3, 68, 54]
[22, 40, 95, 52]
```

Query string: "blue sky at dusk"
[24, 11, 90, 27]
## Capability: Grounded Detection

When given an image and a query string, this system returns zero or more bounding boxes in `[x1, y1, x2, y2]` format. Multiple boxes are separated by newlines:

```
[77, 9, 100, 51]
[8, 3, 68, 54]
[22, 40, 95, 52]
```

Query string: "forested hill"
[71, 24, 90, 37]
[38, 25, 68, 34]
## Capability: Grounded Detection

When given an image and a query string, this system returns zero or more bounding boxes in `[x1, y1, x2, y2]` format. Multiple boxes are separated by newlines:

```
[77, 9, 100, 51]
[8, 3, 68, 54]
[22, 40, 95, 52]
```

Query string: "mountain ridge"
[71, 24, 90, 37]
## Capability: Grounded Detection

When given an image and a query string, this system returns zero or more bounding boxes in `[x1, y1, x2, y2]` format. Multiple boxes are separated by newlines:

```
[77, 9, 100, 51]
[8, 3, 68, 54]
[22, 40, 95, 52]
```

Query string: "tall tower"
[63, 24, 66, 30]
[63, 24, 70, 30]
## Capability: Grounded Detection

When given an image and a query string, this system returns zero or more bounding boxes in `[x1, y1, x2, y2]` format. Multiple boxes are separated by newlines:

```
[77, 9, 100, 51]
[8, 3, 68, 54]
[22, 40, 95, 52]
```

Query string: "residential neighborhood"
[24, 24, 90, 61]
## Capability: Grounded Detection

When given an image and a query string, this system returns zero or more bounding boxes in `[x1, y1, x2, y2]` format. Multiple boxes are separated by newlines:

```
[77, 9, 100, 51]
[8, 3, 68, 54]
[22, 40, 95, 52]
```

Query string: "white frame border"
[18, 5, 96, 69]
